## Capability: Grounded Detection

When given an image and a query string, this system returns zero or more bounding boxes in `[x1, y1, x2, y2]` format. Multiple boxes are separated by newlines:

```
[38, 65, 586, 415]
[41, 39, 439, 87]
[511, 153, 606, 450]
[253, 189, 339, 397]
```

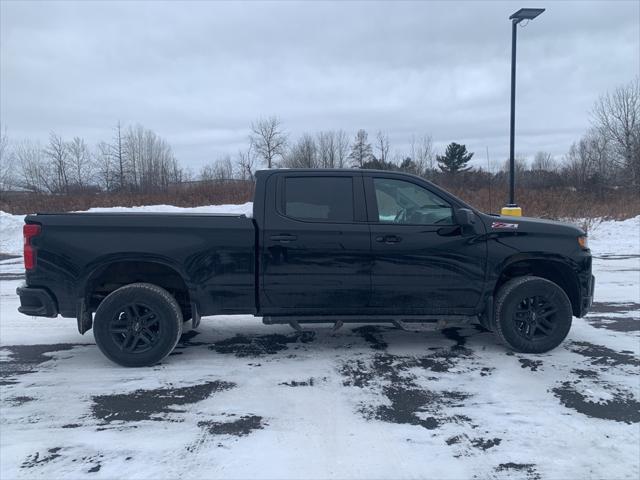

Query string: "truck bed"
[24, 212, 257, 317]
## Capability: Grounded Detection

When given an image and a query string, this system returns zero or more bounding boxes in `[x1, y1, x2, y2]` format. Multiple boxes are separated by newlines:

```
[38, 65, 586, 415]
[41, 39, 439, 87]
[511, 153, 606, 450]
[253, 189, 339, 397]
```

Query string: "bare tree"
[124, 125, 144, 189]
[200, 156, 234, 182]
[583, 129, 613, 184]
[562, 129, 614, 189]
[317, 131, 333, 168]
[110, 121, 127, 190]
[214, 156, 235, 181]
[67, 136, 94, 190]
[376, 131, 390, 163]
[563, 140, 594, 189]
[199, 164, 216, 183]
[249, 116, 287, 168]
[123, 124, 180, 192]
[95, 141, 116, 191]
[411, 134, 435, 176]
[15, 140, 51, 193]
[524, 151, 559, 189]
[316, 130, 351, 168]
[181, 167, 194, 183]
[0, 127, 13, 193]
[335, 130, 349, 168]
[282, 134, 318, 168]
[531, 151, 556, 172]
[348, 129, 373, 168]
[44, 132, 70, 194]
[237, 147, 257, 180]
[501, 155, 527, 178]
[592, 77, 640, 185]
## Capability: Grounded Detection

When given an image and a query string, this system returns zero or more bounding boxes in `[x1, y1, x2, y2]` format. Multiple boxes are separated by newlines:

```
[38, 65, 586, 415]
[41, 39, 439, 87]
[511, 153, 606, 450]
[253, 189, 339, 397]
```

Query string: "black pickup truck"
[17, 169, 594, 366]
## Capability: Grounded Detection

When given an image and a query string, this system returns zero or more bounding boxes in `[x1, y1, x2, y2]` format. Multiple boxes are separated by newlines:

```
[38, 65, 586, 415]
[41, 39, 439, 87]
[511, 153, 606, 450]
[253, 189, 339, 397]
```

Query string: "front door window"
[373, 178, 454, 225]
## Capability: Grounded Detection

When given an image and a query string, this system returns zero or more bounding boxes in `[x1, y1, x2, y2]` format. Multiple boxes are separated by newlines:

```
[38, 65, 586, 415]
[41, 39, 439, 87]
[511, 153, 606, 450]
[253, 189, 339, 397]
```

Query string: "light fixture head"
[509, 8, 545, 22]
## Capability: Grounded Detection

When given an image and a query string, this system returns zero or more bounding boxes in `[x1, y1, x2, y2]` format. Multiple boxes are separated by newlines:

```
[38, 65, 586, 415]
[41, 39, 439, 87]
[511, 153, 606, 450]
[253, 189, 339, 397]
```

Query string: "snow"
[80, 202, 253, 217]
[588, 216, 640, 304]
[0, 208, 639, 479]
[588, 216, 640, 256]
[0, 202, 253, 257]
[0, 211, 25, 257]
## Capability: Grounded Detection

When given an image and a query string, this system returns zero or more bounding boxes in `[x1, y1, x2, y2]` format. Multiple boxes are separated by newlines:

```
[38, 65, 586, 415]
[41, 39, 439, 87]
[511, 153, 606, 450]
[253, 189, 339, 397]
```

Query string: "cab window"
[373, 178, 453, 225]
[284, 177, 354, 222]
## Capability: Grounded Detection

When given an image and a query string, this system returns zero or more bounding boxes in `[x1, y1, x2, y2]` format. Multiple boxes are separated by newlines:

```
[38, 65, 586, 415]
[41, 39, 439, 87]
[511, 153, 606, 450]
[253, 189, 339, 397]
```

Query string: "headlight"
[578, 235, 589, 250]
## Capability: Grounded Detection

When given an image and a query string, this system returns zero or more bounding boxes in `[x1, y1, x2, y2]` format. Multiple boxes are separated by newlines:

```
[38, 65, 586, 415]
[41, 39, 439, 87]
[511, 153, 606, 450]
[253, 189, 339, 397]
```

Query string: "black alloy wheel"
[494, 276, 573, 353]
[513, 294, 558, 341]
[93, 283, 183, 367]
[109, 302, 161, 354]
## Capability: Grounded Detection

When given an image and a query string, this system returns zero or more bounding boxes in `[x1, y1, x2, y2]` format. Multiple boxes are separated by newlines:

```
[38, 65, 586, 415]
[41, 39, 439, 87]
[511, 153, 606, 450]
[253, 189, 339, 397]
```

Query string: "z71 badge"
[491, 221, 519, 229]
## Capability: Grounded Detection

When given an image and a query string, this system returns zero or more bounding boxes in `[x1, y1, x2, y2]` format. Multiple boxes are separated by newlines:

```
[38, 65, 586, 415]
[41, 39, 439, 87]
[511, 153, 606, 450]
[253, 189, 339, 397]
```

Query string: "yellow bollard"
[501, 206, 522, 217]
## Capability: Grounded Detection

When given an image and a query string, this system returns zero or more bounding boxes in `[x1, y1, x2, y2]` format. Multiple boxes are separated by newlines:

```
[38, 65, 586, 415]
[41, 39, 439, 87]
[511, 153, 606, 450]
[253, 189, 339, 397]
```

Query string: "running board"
[263, 314, 476, 327]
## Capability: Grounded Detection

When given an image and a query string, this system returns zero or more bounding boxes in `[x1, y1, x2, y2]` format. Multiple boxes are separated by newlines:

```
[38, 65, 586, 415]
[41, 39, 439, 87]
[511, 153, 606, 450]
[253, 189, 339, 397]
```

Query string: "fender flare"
[78, 253, 197, 308]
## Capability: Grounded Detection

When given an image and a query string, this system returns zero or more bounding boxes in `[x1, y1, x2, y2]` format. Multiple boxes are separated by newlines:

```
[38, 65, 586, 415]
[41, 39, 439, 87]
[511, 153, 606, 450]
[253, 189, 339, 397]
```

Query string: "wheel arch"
[493, 255, 581, 317]
[82, 256, 194, 319]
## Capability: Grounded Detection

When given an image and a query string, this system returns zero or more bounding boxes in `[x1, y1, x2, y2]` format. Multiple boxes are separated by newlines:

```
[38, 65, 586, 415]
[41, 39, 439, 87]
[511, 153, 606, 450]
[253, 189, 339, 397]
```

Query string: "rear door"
[364, 174, 486, 313]
[260, 172, 371, 313]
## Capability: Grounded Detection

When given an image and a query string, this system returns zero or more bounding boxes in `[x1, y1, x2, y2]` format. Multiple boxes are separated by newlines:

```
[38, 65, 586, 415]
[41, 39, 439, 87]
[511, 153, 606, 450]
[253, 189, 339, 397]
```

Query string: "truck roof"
[256, 168, 395, 175]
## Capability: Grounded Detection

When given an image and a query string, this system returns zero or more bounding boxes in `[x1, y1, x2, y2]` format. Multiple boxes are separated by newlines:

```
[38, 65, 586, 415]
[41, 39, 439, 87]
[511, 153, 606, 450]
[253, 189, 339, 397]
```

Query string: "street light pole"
[501, 7, 545, 217]
[508, 19, 518, 208]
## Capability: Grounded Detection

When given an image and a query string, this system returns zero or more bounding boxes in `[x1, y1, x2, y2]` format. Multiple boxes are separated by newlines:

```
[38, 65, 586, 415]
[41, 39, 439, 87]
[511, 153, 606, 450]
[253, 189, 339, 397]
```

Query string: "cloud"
[1, 0, 638, 169]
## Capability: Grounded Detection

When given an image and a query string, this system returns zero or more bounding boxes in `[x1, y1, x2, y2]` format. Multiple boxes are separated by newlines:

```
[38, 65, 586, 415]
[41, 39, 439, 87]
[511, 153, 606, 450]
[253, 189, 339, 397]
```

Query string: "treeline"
[251, 77, 638, 193]
[0, 77, 637, 207]
[206, 77, 639, 193]
[0, 124, 185, 195]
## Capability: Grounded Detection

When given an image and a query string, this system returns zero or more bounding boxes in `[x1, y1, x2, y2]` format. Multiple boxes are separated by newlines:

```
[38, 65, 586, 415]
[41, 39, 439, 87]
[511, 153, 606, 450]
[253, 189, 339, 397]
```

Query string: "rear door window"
[284, 177, 354, 222]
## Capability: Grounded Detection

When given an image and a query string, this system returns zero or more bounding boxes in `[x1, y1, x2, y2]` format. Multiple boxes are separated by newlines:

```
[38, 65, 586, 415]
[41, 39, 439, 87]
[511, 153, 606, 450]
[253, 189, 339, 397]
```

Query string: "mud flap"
[478, 295, 494, 331]
[76, 299, 93, 334]
[191, 302, 201, 330]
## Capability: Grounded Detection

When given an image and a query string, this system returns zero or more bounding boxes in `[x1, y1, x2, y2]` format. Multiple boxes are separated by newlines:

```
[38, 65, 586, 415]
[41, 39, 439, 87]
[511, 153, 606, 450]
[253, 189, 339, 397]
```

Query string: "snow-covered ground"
[0, 206, 638, 479]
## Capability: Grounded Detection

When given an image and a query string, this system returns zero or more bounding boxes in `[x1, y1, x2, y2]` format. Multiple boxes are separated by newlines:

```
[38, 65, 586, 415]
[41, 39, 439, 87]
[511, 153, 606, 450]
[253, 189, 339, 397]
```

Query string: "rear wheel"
[93, 283, 183, 367]
[494, 276, 572, 353]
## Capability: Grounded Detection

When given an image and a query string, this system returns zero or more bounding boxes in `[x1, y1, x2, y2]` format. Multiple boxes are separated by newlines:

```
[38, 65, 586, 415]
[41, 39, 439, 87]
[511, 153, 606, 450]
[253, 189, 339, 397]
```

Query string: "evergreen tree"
[436, 142, 474, 173]
[348, 129, 373, 167]
[362, 158, 397, 170]
[399, 157, 419, 175]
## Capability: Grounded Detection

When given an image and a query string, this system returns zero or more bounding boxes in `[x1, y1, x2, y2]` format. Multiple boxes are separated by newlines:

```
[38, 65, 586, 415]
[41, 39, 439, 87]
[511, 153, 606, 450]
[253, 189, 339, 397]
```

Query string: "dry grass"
[447, 186, 639, 221]
[1, 181, 637, 221]
[1, 181, 255, 215]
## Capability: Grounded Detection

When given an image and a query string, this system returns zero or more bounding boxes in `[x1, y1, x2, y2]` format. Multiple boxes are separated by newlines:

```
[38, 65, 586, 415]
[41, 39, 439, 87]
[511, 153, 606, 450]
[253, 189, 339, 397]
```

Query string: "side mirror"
[454, 208, 476, 226]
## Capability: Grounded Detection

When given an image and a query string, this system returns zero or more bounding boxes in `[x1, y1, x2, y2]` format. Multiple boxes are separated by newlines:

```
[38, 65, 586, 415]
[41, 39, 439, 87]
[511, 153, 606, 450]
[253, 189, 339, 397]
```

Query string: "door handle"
[270, 234, 298, 243]
[376, 235, 402, 244]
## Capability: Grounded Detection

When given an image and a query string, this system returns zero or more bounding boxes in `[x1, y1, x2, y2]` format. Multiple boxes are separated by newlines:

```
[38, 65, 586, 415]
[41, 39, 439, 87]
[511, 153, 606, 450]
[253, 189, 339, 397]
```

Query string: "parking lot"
[1, 220, 639, 479]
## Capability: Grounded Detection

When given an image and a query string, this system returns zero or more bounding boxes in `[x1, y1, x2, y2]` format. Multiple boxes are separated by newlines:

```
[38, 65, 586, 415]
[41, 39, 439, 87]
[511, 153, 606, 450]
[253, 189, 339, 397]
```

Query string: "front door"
[261, 173, 371, 313]
[365, 175, 486, 313]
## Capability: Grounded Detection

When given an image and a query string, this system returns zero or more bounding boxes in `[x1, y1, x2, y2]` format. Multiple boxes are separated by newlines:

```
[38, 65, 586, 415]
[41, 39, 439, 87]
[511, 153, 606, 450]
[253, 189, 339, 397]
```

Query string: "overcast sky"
[1, 0, 638, 171]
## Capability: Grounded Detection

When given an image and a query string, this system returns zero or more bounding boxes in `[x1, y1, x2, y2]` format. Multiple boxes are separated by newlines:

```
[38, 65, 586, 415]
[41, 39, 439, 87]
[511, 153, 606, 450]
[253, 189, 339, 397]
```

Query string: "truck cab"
[255, 169, 487, 316]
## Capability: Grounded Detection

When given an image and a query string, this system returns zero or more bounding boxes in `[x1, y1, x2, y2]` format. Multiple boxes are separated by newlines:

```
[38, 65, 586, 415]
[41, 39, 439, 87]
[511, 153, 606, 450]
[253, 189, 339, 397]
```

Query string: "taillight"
[23, 224, 41, 270]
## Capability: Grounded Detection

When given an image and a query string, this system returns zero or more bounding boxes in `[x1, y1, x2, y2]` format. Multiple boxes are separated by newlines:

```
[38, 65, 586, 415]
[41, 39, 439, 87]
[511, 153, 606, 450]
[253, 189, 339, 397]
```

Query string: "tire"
[93, 283, 183, 367]
[494, 276, 572, 354]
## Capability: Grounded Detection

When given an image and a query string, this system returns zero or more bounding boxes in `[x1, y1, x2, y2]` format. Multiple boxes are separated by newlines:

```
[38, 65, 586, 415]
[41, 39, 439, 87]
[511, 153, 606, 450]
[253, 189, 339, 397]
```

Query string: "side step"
[263, 314, 477, 332]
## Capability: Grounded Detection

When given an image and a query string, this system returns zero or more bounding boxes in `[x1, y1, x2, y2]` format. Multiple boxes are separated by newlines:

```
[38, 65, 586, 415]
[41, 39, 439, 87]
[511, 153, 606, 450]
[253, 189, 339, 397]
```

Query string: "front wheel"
[93, 283, 183, 367]
[494, 276, 572, 353]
